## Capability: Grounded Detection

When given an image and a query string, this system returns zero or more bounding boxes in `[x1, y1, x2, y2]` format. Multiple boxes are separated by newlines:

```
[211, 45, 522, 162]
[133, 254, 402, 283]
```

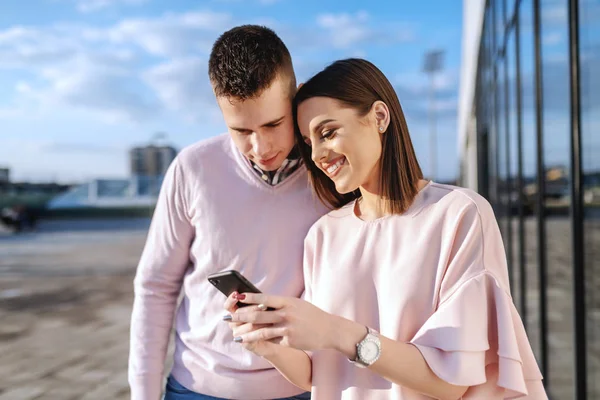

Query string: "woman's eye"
[322, 130, 336, 140]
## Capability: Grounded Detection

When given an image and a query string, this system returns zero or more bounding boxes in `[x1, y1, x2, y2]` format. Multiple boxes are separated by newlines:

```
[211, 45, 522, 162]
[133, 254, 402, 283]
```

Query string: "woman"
[223, 59, 547, 399]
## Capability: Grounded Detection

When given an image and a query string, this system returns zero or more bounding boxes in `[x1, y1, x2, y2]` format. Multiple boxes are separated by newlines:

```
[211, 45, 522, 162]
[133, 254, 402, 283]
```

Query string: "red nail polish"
[232, 292, 239, 299]
[237, 294, 246, 300]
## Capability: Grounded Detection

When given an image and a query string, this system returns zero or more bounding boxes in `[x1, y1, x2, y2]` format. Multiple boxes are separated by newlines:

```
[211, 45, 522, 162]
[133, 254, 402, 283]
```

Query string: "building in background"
[47, 140, 179, 216]
[458, 1, 599, 399]
[0, 168, 9, 183]
[129, 144, 178, 178]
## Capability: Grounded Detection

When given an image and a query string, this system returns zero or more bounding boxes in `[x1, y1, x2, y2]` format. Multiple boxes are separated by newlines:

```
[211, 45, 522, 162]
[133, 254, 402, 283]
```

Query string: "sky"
[0, 0, 464, 184]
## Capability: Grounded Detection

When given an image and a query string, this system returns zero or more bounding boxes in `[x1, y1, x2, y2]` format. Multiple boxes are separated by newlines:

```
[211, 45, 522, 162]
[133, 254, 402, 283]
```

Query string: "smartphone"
[207, 270, 263, 308]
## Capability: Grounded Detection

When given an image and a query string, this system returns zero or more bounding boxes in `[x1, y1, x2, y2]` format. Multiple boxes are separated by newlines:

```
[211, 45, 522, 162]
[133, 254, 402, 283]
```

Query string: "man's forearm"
[264, 347, 312, 392]
[128, 278, 182, 400]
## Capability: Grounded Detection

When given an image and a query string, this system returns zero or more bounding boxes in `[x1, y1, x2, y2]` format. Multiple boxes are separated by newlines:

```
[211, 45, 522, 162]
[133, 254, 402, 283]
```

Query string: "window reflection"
[473, 0, 598, 396]
[579, 0, 600, 397]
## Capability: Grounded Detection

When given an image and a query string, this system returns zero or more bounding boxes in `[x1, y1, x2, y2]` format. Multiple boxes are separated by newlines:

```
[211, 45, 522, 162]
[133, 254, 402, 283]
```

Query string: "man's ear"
[297, 82, 304, 90]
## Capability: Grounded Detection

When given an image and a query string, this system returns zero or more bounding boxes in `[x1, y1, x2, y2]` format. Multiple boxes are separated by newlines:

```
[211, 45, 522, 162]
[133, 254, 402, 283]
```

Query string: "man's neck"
[249, 146, 302, 186]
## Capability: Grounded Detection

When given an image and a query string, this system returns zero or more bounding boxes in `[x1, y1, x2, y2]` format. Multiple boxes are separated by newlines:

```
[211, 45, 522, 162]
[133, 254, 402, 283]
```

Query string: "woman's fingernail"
[233, 337, 243, 343]
[222, 315, 232, 321]
[257, 304, 267, 310]
[236, 294, 246, 300]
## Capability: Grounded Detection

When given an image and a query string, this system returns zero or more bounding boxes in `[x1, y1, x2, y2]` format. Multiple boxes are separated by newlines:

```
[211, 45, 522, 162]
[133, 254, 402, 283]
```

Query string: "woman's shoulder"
[425, 182, 496, 222]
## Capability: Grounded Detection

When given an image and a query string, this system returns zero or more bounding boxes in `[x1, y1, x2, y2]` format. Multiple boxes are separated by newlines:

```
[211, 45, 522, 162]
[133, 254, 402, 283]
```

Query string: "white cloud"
[0, 26, 83, 68]
[0, 106, 22, 118]
[395, 68, 459, 94]
[543, 3, 567, 25]
[316, 11, 413, 49]
[0, 11, 231, 125]
[213, 0, 282, 4]
[144, 57, 220, 123]
[317, 12, 370, 48]
[27, 56, 160, 123]
[0, 9, 417, 133]
[0, 24, 136, 71]
[543, 32, 563, 46]
[87, 11, 232, 57]
[74, 0, 148, 13]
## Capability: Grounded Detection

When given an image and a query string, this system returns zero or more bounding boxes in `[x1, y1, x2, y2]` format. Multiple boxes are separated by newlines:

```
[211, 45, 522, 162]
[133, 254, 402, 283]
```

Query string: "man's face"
[217, 76, 296, 171]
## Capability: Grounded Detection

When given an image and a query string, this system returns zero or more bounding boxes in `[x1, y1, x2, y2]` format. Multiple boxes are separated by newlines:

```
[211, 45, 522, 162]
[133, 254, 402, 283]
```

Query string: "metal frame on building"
[567, 0, 587, 398]
[471, 0, 591, 397]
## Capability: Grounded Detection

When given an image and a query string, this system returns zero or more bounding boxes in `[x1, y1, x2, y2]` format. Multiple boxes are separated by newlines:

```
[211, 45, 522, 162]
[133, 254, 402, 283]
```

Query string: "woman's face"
[297, 96, 387, 194]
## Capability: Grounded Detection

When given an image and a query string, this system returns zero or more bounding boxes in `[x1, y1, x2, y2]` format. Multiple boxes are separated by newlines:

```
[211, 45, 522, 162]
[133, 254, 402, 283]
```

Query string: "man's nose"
[251, 133, 272, 157]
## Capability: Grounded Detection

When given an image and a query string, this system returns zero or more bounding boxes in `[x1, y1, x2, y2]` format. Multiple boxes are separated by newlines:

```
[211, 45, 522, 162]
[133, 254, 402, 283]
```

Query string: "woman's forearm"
[264, 346, 312, 392]
[330, 316, 468, 400]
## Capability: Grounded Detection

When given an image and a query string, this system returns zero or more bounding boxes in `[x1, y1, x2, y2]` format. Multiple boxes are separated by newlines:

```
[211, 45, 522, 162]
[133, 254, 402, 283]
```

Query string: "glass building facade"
[459, 0, 599, 398]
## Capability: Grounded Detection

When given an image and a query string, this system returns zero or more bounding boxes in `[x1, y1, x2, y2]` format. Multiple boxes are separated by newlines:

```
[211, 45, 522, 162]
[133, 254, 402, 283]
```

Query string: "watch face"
[359, 341, 380, 363]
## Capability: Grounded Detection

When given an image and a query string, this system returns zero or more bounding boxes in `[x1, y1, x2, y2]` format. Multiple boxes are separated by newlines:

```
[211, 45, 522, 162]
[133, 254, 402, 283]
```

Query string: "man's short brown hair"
[208, 25, 295, 100]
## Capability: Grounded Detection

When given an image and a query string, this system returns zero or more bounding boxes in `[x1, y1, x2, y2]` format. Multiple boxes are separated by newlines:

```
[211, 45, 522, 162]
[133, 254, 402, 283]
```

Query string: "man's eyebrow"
[261, 116, 285, 127]
[229, 116, 285, 132]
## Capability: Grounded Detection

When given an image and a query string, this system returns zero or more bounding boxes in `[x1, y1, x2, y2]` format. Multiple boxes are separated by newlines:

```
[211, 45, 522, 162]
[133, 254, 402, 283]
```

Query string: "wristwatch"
[349, 327, 381, 368]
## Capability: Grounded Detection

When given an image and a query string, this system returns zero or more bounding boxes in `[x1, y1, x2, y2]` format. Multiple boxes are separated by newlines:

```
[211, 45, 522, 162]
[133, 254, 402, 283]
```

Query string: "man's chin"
[255, 154, 285, 171]
[259, 164, 283, 172]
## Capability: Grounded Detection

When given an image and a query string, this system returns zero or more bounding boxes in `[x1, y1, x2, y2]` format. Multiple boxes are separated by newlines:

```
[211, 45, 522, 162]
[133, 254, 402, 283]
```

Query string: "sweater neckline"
[230, 137, 306, 192]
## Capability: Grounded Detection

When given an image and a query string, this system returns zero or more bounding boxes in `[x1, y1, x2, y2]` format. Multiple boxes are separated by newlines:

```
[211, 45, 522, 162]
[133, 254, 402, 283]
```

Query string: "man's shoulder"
[176, 133, 232, 169]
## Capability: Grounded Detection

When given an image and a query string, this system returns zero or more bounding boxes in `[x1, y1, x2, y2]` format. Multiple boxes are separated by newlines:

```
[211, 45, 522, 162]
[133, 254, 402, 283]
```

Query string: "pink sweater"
[304, 182, 547, 399]
[128, 134, 328, 400]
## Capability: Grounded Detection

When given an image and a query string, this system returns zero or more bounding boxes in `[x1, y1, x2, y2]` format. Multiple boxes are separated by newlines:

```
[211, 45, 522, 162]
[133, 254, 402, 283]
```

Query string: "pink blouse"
[303, 182, 547, 399]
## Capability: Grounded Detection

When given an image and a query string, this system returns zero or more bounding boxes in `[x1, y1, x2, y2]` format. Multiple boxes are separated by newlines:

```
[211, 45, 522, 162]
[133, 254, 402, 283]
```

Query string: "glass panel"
[50, 183, 90, 206]
[135, 176, 164, 197]
[519, 0, 542, 362]
[507, 0, 517, 25]
[488, 6, 500, 205]
[96, 180, 130, 198]
[579, 0, 600, 397]
[541, 0, 574, 397]
[506, 30, 521, 311]
[496, 0, 505, 44]
[497, 57, 507, 235]
[477, 6, 496, 201]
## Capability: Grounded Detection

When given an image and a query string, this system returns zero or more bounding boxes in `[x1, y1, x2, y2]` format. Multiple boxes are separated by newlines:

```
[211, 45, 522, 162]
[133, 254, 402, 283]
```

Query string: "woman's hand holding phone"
[223, 292, 281, 357]
[223, 292, 339, 353]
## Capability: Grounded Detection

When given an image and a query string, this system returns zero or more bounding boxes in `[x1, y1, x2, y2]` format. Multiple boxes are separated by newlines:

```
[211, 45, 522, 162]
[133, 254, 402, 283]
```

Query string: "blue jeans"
[164, 375, 311, 400]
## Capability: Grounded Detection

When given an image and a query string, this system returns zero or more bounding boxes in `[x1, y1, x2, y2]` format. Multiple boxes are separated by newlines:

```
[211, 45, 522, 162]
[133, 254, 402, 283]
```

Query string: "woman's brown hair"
[293, 58, 423, 214]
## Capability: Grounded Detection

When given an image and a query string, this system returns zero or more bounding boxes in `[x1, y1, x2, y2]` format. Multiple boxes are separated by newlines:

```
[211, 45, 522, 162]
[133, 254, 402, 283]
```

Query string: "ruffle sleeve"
[410, 271, 546, 399]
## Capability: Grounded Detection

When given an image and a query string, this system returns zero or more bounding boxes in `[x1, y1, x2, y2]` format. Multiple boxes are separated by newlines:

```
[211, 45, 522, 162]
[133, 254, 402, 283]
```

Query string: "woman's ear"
[372, 101, 390, 133]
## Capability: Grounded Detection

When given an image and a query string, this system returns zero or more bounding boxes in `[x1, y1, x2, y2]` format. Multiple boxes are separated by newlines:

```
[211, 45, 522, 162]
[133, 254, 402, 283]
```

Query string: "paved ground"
[0, 217, 598, 399]
[0, 220, 157, 400]
[505, 217, 600, 399]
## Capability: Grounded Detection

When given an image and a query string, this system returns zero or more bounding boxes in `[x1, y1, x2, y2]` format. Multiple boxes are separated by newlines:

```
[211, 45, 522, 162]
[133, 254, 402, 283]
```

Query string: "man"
[128, 25, 327, 400]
